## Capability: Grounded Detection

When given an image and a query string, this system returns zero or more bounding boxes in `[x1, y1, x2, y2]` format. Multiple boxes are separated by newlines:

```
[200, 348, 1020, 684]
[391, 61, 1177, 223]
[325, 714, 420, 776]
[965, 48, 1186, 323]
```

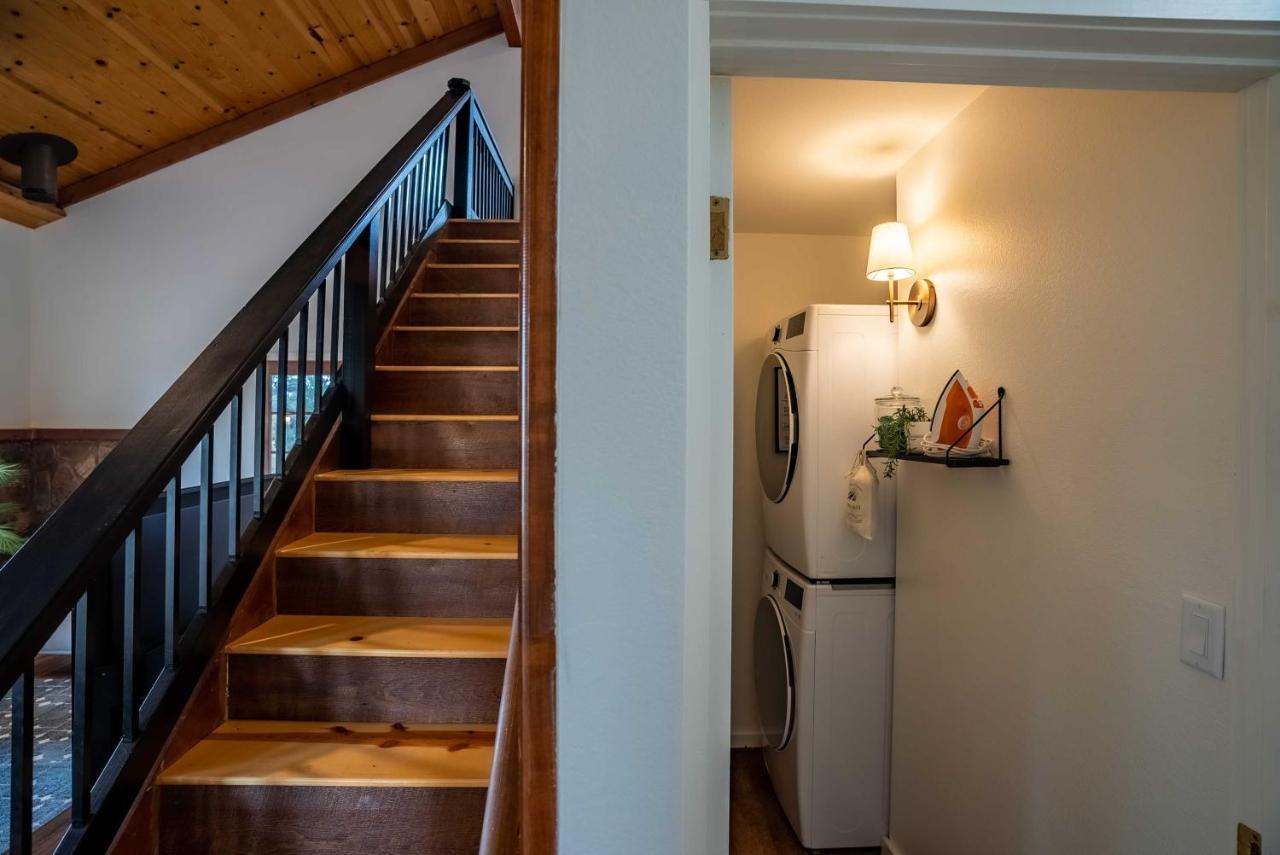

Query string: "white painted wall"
[0, 221, 30, 427]
[729, 232, 880, 746]
[889, 85, 1242, 855]
[557, 0, 727, 852]
[25, 35, 519, 429]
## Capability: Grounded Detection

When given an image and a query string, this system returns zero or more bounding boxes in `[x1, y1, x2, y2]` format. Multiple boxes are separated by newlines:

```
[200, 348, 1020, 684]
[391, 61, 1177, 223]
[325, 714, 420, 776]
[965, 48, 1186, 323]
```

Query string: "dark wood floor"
[730, 749, 879, 855]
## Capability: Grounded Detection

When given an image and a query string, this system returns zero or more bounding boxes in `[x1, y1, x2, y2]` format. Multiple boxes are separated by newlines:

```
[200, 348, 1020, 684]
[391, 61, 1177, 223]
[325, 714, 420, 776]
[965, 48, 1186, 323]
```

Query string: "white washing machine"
[755, 304, 897, 580]
[753, 549, 894, 849]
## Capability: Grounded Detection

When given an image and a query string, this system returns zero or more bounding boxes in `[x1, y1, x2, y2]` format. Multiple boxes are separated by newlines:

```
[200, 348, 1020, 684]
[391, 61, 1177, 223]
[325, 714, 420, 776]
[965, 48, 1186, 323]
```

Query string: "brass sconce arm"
[886, 278, 937, 327]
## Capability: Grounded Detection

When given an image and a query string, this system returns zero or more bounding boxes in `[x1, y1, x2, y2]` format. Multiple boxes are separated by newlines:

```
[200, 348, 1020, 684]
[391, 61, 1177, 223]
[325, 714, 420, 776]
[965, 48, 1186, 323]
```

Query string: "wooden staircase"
[150, 220, 521, 854]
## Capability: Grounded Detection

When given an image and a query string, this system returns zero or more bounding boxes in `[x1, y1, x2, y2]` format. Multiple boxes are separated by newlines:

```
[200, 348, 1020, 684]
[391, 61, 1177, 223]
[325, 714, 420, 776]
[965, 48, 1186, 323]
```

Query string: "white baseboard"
[881, 836, 905, 855]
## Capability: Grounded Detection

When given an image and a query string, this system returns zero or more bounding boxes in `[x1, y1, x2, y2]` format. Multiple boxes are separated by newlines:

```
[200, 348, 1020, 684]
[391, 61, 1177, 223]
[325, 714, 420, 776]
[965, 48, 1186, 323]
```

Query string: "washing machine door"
[753, 595, 795, 751]
[756, 352, 798, 504]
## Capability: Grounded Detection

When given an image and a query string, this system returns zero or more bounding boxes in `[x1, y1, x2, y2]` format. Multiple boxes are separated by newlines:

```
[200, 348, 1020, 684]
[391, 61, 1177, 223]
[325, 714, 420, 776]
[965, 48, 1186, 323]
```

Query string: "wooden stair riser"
[227, 655, 504, 722]
[276, 557, 518, 618]
[434, 240, 520, 264]
[371, 371, 518, 415]
[403, 296, 519, 326]
[157, 785, 485, 855]
[383, 329, 518, 366]
[445, 220, 519, 241]
[421, 265, 518, 294]
[315, 479, 519, 534]
[372, 420, 520, 469]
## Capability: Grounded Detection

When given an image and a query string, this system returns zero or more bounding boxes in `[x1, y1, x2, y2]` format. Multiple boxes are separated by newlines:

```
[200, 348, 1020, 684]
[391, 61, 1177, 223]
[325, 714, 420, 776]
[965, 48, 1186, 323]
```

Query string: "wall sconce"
[866, 221, 936, 326]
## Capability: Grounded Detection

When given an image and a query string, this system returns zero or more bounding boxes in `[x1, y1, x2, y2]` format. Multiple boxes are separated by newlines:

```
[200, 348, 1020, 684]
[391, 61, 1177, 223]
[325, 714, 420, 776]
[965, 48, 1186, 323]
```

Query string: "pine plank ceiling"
[0, 0, 517, 227]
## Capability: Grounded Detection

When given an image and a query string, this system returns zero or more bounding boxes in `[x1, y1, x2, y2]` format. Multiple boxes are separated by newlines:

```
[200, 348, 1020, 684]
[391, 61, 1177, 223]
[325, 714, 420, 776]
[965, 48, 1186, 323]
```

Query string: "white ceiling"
[732, 77, 985, 236]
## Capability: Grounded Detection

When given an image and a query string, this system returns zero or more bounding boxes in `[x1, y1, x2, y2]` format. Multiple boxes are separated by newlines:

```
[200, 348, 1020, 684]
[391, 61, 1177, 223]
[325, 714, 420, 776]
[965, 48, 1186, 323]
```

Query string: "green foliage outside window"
[0, 459, 24, 557]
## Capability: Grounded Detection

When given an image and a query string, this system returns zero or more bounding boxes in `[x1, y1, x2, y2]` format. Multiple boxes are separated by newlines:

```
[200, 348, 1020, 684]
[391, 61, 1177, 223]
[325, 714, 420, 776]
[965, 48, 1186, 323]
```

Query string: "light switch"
[1180, 594, 1225, 679]
[1186, 613, 1209, 656]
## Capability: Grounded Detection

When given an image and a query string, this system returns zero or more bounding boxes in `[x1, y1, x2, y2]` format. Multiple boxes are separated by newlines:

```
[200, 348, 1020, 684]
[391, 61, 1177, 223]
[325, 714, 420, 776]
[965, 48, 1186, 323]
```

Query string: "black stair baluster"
[387, 188, 399, 291]
[276, 328, 288, 475]
[71, 591, 94, 827]
[415, 156, 426, 237]
[198, 431, 213, 611]
[410, 160, 421, 243]
[399, 175, 409, 263]
[314, 280, 327, 406]
[122, 526, 142, 741]
[296, 302, 310, 435]
[253, 363, 266, 518]
[164, 474, 181, 670]
[228, 391, 242, 561]
[9, 663, 34, 854]
[330, 262, 343, 383]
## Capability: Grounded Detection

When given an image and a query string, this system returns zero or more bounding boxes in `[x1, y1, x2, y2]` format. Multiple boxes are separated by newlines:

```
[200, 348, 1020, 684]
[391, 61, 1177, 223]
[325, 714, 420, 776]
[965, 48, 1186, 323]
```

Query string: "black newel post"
[341, 218, 380, 468]
[449, 78, 474, 219]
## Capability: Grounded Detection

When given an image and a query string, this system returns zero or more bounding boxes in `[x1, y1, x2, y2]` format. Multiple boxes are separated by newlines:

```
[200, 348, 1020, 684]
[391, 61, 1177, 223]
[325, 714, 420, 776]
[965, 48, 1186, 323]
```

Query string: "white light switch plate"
[1180, 594, 1225, 679]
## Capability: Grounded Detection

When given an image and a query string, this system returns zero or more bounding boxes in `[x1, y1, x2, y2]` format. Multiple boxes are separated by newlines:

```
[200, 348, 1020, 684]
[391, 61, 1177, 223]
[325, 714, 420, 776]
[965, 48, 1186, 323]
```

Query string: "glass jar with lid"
[874, 386, 928, 451]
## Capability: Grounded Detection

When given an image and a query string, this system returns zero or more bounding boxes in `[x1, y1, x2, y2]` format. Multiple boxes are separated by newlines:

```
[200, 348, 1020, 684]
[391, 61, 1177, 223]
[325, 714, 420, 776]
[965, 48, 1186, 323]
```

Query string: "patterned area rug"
[0, 677, 73, 850]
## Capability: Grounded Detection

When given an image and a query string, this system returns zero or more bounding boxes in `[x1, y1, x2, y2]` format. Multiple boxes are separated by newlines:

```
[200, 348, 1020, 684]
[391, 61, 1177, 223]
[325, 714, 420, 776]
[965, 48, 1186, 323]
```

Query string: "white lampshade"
[866, 221, 915, 282]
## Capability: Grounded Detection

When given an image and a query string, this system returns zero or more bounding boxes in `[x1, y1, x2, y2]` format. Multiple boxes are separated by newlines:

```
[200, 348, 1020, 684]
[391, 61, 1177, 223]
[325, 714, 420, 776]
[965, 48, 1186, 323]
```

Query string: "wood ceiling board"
[405, 0, 449, 40]
[0, 180, 63, 227]
[87, 9, 249, 113]
[0, 1, 508, 225]
[264, 0, 351, 78]
[178, 3, 306, 100]
[2, 7, 208, 148]
[67, 0, 229, 114]
[382, 0, 435, 44]
[60, 17, 501, 204]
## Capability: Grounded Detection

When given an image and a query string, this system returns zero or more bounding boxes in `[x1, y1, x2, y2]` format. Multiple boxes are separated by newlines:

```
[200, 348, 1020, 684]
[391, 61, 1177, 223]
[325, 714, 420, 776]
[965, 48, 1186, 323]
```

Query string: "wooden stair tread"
[426, 263, 518, 269]
[411, 292, 519, 299]
[159, 721, 495, 787]
[393, 325, 519, 332]
[370, 414, 518, 422]
[315, 468, 517, 483]
[278, 532, 518, 560]
[227, 615, 511, 658]
[375, 365, 518, 372]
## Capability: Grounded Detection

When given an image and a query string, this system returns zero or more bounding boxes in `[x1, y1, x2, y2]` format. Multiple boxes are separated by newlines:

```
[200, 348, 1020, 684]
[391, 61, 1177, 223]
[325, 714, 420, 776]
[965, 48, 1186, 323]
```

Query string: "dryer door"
[756, 352, 798, 503]
[753, 595, 795, 751]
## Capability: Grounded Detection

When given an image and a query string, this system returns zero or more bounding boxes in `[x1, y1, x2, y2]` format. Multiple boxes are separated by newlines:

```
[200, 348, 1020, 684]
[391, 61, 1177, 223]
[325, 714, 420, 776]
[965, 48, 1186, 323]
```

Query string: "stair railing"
[452, 90, 516, 220]
[0, 77, 513, 855]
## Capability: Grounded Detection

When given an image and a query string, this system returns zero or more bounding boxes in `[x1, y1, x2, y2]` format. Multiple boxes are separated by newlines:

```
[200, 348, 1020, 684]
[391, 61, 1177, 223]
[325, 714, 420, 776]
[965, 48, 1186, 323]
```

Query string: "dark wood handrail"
[480, 598, 522, 855]
[0, 85, 470, 694]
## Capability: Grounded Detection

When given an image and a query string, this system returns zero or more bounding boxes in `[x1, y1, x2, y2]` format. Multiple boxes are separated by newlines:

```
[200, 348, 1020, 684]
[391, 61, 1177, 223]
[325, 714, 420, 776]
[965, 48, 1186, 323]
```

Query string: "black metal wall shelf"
[866, 386, 1009, 468]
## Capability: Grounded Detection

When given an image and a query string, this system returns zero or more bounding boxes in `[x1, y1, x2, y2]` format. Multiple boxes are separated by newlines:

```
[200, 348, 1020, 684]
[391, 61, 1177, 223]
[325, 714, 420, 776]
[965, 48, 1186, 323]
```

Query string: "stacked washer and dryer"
[752, 304, 897, 850]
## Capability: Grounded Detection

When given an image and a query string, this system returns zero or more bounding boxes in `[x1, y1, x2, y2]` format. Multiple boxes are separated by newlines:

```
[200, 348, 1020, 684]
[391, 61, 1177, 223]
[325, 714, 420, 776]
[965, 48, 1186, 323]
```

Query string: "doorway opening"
[724, 73, 1257, 855]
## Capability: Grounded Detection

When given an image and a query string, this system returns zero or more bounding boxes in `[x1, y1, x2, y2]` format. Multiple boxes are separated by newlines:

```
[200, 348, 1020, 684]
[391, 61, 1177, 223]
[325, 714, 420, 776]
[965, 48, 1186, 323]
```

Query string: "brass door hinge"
[710, 196, 729, 260]
[1239, 823, 1262, 855]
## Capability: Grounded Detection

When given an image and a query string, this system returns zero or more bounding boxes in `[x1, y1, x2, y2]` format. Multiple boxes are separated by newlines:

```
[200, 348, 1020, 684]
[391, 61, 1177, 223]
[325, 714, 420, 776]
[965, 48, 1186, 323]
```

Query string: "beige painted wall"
[731, 232, 883, 744]
[891, 87, 1241, 854]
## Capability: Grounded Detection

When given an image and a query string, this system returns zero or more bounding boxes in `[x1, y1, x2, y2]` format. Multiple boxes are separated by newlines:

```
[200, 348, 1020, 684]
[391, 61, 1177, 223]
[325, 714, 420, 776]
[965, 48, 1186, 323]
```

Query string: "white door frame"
[703, 2, 1280, 847]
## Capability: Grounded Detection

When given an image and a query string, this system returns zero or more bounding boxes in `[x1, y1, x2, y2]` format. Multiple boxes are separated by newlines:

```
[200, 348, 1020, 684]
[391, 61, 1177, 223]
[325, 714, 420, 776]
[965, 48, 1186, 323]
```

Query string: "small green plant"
[0, 459, 25, 557]
[874, 406, 929, 479]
